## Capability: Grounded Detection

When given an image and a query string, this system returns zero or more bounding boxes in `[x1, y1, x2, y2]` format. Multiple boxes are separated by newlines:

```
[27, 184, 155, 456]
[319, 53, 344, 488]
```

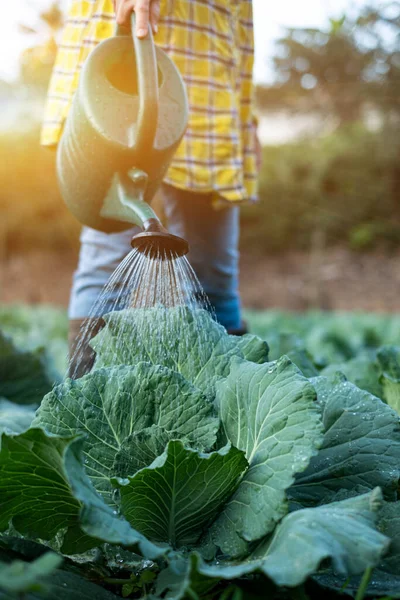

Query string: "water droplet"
[117, 478, 129, 486]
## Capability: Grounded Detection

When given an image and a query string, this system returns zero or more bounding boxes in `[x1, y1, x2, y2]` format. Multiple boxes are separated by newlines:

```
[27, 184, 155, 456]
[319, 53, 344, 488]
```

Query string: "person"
[41, 0, 260, 370]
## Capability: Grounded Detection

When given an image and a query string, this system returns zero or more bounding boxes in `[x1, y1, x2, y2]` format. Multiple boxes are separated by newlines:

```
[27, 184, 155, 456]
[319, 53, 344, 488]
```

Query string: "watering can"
[56, 12, 189, 258]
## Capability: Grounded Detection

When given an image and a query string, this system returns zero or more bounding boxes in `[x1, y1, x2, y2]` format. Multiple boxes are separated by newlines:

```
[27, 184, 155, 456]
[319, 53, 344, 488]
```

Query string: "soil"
[1, 246, 400, 313]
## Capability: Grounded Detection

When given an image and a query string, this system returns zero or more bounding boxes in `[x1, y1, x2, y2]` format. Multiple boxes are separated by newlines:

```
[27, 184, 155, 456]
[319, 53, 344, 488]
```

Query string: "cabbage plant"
[0, 308, 399, 600]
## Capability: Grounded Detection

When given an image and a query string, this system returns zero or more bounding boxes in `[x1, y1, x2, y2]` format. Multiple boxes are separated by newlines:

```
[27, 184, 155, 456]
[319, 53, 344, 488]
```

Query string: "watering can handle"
[116, 12, 159, 154]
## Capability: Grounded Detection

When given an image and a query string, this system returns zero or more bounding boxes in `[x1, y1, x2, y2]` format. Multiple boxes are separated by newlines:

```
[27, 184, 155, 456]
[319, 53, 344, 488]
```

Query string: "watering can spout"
[101, 168, 189, 259]
[101, 168, 154, 227]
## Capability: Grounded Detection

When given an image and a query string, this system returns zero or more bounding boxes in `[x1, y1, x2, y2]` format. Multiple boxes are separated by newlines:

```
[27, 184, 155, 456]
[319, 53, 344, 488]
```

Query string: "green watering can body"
[57, 16, 189, 234]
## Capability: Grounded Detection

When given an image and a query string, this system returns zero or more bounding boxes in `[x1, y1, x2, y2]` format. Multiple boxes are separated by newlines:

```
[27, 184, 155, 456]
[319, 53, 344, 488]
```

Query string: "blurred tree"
[355, 3, 400, 121]
[256, 2, 400, 125]
[19, 2, 64, 89]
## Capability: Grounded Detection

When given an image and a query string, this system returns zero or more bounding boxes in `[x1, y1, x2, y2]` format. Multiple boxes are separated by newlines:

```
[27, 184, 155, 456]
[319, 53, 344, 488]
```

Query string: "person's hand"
[113, 0, 161, 38]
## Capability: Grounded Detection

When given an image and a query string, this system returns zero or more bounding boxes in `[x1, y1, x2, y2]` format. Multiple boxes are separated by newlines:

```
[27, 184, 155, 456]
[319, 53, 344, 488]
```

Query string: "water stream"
[69, 247, 215, 379]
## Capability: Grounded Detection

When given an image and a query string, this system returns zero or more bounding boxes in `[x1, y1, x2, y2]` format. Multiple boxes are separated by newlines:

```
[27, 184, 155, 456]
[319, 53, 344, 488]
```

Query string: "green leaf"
[377, 346, 400, 412]
[290, 375, 400, 506]
[113, 426, 180, 476]
[0, 536, 50, 563]
[304, 327, 356, 368]
[0, 331, 54, 405]
[234, 334, 269, 364]
[321, 352, 383, 398]
[259, 330, 318, 377]
[61, 436, 165, 558]
[60, 524, 101, 556]
[33, 363, 218, 502]
[0, 429, 163, 558]
[114, 441, 248, 548]
[0, 398, 36, 443]
[0, 552, 62, 594]
[156, 553, 218, 600]
[142, 572, 156, 585]
[0, 429, 80, 539]
[122, 582, 135, 597]
[90, 308, 247, 395]
[0, 304, 68, 377]
[3, 569, 123, 600]
[197, 490, 389, 588]
[313, 570, 400, 599]
[378, 501, 400, 576]
[211, 357, 323, 555]
[285, 348, 319, 378]
[102, 544, 145, 570]
[253, 489, 388, 587]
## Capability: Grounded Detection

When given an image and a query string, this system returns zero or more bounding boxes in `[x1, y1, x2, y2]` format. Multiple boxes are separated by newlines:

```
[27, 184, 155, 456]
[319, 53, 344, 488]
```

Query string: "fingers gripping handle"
[116, 12, 159, 154]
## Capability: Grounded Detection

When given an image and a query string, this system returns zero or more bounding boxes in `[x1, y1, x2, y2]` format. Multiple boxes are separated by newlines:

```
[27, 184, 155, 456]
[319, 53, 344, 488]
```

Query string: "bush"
[241, 124, 400, 253]
[1, 122, 400, 257]
[0, 126, 80, 256]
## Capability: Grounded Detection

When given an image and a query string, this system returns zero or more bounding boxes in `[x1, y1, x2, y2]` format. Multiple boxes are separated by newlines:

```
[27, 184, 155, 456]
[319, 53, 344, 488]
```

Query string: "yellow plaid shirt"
[41, 0, 258, 204]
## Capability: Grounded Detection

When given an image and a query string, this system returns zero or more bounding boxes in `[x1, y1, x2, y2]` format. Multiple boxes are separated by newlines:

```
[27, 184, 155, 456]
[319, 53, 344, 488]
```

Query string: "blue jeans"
[69, 184, 242, 330]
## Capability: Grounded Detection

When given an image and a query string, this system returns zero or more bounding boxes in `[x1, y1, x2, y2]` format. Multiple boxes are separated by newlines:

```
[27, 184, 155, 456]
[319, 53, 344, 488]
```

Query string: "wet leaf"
[0, 331, 54, 405]
[198, 490, 388, 588]
[0, 552, 61, 594]
[34, 364, 218, 502]
[0, 430, 163, 559]
[377, 345, 400, 413]
[211, 357, 323, 556]
[115, 441, 247, 548]
[0, 398, 36, 445]
[91, 308, 253, 396]
[290, 374, 400, 505]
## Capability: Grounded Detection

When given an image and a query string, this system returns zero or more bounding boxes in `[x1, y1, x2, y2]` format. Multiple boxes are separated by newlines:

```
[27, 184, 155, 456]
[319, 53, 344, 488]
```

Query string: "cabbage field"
[0, 305, 400, 600]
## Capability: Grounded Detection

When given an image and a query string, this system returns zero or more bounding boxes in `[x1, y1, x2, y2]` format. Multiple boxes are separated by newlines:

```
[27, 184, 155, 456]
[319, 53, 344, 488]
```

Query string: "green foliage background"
[241, 124, 400, 253]
[0, 127, 79, 257]
[1, 123, 399, 257]
[1, 1, 399, 257]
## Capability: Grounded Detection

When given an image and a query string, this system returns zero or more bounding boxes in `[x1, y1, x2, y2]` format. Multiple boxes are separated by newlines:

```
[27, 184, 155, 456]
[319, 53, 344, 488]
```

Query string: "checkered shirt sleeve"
[41, 0, 258, 204]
